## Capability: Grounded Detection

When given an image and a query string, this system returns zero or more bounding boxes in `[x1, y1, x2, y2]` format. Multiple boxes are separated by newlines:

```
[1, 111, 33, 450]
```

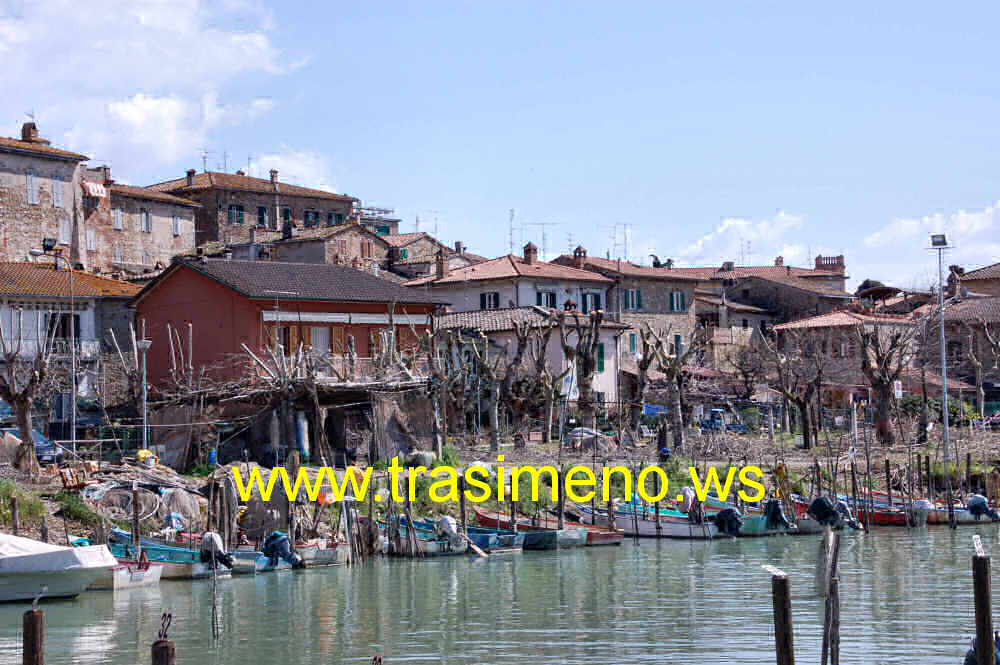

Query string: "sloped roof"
[694, 293, 770, 314]
[108, 184, 201, 207]
[655, 264, 844, 281]
[962, 262, 1000, 282]
[742, 273, 852, 298]
[404, 255, 614, 287]
[436, 306, 627, 333]
[381, 232, 428, 248]
[146, 171, 357, 202]
[774, 308, 911, 330]
[552, 255, 701, 281]
[137, 258, 448, 306]
[941, 296, 1000, 324]
[268, 223, 388, 245]
[0, 262, 141, 298]
[0, 136, 88, 161]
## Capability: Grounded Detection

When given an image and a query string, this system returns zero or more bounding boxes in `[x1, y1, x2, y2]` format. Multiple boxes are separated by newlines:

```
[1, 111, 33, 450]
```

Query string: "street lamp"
[30, 244, 75, 450]
[929, 233, 956, 529]
[136, 338, 152, 451]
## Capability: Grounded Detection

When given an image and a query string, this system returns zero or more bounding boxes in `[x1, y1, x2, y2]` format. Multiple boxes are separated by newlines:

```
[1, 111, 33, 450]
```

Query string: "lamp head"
[930, 234, 947, 248]
[41, 237, 57, 252]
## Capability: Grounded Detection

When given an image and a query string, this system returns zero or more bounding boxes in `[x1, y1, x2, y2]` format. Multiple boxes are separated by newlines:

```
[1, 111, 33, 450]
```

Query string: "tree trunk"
[12, 397, 40, 475]
[872, 384, 894, 446]
[918, 367, 929, 446]
[488, 382, 500, 454]
[670, 380, 684, 452]
[543, 388, 555, 445]
[797, 400, 813, 449]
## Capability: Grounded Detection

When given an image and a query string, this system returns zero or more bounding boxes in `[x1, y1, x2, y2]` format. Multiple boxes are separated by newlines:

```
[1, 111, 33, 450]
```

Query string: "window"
[480, 292, 501, 310]
[86, 229, 96, 252]
[304, 210, 319, 227]
[172, 215, 181, 237]
[669, 291, 687, 312]
[113, 245, 123, 262]
[624, 288, 642, 310]
[583, 292, 602, 313]
[112, 208, 122, 230]
[327, 212, 344, 226]
[375, 224, 390, 236]
[597, 343, 605, 373]
[399, 248, 409, 260]
[58, 218, 70, 245]
[141, 209, 152, 232]
[673, 334, 683, 355]
[282, 207, 292, 224]
[227, 204, 244, 225]
[26, 169, 38, 204]
[742, 318, 749, 329]
[257, 206, 268, 228]
[629, 332, 637, 355]
[536, 291, 557, 308]
[46, 312, 80, 341]
[142, 250, 151, 265]
[52, 175, 63, 208]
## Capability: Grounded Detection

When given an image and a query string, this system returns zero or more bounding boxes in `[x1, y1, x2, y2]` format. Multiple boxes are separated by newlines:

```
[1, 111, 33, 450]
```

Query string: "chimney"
[815, 254, 846, 275]
[101, 165, 112, 184]
[523, 241, 538, 265]
[270, 169, 279, 184]
[573, 245, 587, 269]
[436, 249, 448, 280]
[20, 122, 48, 144]
[786, 266, 791, 276]
[721, 261, 735, 272]
[454, 241, 465, 256]
[774, 255, 784, 267]
[186, 169, 195, 186]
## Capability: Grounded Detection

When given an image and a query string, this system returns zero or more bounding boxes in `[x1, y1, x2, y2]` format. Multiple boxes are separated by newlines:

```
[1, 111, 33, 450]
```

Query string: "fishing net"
[370, 389, 435, 462]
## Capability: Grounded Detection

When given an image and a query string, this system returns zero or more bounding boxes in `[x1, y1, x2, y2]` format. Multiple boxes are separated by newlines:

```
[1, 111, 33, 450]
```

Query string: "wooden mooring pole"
[973, 535, 994, 665]
[764, 565, 794, 665]
[23, 608, 43, 665]
[821, 533, 842, 665]
[885, 458, 892, 509]
[151, 640, 176, 665]
[11, 496, 19, 536]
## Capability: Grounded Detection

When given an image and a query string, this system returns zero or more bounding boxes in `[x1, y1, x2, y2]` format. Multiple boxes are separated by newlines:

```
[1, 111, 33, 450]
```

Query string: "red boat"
[473, 506, 623, 546]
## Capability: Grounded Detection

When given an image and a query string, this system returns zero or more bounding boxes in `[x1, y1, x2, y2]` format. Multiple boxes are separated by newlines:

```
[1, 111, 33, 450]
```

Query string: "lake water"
[1, 525, 996, 664]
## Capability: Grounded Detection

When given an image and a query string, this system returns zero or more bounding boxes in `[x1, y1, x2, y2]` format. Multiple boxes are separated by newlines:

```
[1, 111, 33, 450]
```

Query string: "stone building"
[262, 223, 390, 271]
[385, 235, 486, 279]
[0, 122, 88, 268]
[80, 166, 198, 278]
[955, 262, 1000, 297]
[145, 169, 358, 247]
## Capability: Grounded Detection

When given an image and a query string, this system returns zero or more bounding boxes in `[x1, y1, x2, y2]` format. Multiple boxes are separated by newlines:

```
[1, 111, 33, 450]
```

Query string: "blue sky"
[3, 1, 999, 289]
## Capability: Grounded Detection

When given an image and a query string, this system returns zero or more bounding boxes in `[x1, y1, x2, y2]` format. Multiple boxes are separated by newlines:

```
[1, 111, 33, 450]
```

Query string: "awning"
[81, 181, 107, 197]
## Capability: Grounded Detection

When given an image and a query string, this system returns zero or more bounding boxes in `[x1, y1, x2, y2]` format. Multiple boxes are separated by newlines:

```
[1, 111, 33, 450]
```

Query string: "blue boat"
[408, 518, 524, 552]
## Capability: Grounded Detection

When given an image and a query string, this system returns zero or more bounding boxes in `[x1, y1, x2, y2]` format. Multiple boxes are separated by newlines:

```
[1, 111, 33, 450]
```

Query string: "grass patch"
[0, 479, 46, 526]
[54, 491, 103, 526]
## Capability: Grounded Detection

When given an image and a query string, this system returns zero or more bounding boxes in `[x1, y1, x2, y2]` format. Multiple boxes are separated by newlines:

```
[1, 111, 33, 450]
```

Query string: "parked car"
[0, 427, 65, 465]
[565, 427, 617, 449]
[699, 408, 749, 434]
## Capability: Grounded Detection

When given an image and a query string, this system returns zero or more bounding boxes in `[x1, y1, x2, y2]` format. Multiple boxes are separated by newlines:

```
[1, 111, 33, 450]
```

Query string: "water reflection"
[0, 527, 995, 664]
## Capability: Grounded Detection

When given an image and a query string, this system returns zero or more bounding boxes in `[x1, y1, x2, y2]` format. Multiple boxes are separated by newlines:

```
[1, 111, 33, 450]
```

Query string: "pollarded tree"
[645, 323, 711, 452]
[856, 318, 918, 446]
[556, 309, 604, 429]
[763, 329, 826, 450]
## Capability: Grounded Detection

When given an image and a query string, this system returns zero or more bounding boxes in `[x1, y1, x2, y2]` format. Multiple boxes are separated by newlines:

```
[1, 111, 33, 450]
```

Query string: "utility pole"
[931, 233, 956, 529]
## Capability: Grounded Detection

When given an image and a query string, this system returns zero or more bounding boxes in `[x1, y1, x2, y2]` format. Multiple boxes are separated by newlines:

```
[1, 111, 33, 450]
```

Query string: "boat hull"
[88, 560, 163, 591]
[0, 538, 117, 602]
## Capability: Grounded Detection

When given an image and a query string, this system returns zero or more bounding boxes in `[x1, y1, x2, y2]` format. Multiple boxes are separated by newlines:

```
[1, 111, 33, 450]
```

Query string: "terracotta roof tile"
[655, 264, 844, 281]
[962, 262, 1000, 282]
[109, 184, 201, 207]
[552, 255, 702, 281]
[0, 262, 141, 298]
[381, 232, 428, 247]
[774, 309, 911, 330]
[436, 306, 628, 333]
[942, 296, 1000, 324]
[0, 136, 88, 161]
[404, 255, 614, 287]
[146, 171, 357, 202]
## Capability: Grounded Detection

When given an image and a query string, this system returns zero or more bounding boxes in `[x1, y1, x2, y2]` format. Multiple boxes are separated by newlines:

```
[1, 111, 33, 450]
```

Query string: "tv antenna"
[199, 149, 214, 173]
[523, 220, 561, 260]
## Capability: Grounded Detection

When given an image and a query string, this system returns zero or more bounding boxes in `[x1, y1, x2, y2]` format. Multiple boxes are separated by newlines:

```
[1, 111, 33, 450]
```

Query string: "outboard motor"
[262, 530, 304, 569]
[713, 507, 743, 536]
[764, 499, 794, 530]
[834, 500, 861, 530]
[199, 531, 235, 570]
[658, 446, 672, 463]
[910, 499, 934, 527]
[806, 497, 841, 527]
[964, 632, 1000, 665]
[968, 495, 999, 521]
[435, 516, 465, 550]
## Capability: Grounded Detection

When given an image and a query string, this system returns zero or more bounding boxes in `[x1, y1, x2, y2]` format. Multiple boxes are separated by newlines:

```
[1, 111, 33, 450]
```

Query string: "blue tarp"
[643, 403, 668, 417]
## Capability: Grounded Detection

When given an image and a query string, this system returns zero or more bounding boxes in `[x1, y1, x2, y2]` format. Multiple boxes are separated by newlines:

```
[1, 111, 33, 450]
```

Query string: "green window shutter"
[480, 293, 487, 310]
[680, 291, 686, 310]
[400, 248, 408, 259]
[636, 289, 642, 310]
[597, 343, 605, 372]
[674, 334, 682, 355]
[629, 333, 637, 354]
[536, 292, 543, 306]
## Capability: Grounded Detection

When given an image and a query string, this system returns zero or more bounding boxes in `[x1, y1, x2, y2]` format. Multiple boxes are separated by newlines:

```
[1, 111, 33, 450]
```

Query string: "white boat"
[296, 539, 340, 567]
[230, 548, 292, 575]
[88, 558, 164, 591]
[159, 561, 232, 580]
[0, 533, 117, 602]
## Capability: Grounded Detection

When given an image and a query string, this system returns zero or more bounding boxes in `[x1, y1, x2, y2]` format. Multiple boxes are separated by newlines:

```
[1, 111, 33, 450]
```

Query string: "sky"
[3, 1, 999, 291]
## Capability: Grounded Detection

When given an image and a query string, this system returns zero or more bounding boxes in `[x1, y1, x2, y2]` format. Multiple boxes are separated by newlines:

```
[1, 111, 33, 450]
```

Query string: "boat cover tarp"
[0, 533, 116, 574]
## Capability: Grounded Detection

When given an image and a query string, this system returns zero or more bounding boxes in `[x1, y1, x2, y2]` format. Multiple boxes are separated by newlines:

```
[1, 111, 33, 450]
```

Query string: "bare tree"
[531, 318, 571, 444]
[556, 310, 604, 429]
[727, 337, 768, 401]
[856, 319, 917, 446]
[966, 323, 986, 419]
[645, 323, 710, 452]
[629, 326, 659, 430]
[0, 308, 60, 473]
[763, 330, 825, 450]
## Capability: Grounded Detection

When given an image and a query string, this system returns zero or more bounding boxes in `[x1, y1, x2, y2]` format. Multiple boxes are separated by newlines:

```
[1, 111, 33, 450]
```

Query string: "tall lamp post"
[30, 242, 75, 450]
[930, 233, 956, 529]
[136, 338, 152, 451]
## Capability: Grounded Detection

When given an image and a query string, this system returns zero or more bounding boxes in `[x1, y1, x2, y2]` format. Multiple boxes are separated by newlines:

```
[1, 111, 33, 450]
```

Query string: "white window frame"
[536, 290, 557, 308]
[141, 209, 152, 233]
[172, 215, 181, 237]
[669, 291, 687, 312]
[52, 174, 63, 208]
[86, 229, 96, 252]
[112, 208, 123, 230]
[582, 292, 602, 313]
[113, 245, 123, 263]
[481, 292, 501, 310]
[26, 169, 38, 205]
[58, 218, 70, 245]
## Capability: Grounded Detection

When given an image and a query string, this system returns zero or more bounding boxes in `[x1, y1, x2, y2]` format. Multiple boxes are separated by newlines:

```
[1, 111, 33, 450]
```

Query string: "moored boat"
[87, 558, 163, 591]
[472, 507, 619, 547]
[0, 533, 117, 602]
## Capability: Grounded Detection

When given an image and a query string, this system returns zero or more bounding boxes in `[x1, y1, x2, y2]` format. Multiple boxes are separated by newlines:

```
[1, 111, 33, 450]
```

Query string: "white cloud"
[250, 148, 338, 192]
[860, 201, 1000, 289]
[672, 210, 808, 267]
[1, 0, 288, 170]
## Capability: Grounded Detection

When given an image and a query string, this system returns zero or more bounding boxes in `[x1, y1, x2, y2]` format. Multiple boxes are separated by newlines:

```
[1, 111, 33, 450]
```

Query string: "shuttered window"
[26, 170, 38, 204]
[112, 208, 122, 230]
[624, 288, 642, 310]
[328, 212, 344, 226]
[257, 206, 268, 228]
[228, 205, 244, 225]
[597, 343, 605, 373]
[480, 292, 500, 310]
[669, 291, 687, 312]
[172, 215, 181, 236]
[52, 175, 63, 207]
[58, 218, 70, 245]
[86, 229, 96, 251]
[536, 291, 556, 308]
[113, 245, 123, 262]
[629, 333, 637, 355]
[141, 209, 153, 232]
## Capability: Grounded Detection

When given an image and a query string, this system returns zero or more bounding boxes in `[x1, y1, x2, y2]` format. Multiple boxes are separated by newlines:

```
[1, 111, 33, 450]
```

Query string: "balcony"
[1, 338, 101, 361]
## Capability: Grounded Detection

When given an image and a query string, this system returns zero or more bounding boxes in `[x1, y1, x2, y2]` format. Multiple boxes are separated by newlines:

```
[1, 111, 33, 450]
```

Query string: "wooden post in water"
[973, 535, 994, 665]
[967, 452, 973, 494]
[885, 458, 892, 509]
[654, 469, 662, 534]
[764, 565, 794, 665]
[459, 476, 467, 535]
[131, 482, 141, 559]
[821, 533, 842, 665]
[39, 517, 48, 544]
[815, 525, 834, 597]
[23, 609, 43, 665]
[917, 456, 923, 498]
[925, 455, 933, 499]
[850, 461, 860, 527]
[606, 496, 616, 531]
[556, 467, 565, 530]
[151, 639, 176, 665]
[11, 496, 19, 536]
